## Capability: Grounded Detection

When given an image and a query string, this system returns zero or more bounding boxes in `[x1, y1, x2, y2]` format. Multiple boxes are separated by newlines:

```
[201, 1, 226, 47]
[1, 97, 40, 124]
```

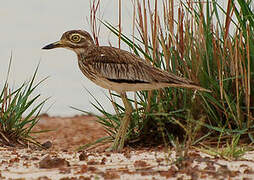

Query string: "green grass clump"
[80, 0, 253, 156]
[0, 61, 47, 147]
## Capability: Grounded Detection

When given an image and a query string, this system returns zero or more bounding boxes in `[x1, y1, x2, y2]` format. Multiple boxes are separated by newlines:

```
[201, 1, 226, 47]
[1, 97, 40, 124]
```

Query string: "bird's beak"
[42, 40, 64, 50]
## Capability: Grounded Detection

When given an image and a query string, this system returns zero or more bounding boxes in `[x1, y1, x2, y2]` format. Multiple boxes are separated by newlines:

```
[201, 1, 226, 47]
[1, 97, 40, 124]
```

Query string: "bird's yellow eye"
[70, 34, 81, 42]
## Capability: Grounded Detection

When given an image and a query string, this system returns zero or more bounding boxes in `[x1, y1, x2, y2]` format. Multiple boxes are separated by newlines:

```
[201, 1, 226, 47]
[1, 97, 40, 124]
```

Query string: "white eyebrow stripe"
[79, 35, 86, 39]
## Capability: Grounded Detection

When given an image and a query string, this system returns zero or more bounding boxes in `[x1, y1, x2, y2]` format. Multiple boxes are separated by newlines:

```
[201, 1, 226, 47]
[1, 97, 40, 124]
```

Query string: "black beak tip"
[42, 44, 54, 50]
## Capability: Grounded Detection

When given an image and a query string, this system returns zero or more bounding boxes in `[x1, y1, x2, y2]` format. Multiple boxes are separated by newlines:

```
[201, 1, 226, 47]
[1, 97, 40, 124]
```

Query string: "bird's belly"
[90, 78, 168, 93]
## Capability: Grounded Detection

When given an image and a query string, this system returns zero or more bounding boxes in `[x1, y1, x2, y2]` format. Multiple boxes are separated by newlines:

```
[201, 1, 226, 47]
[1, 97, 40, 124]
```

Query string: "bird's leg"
[118, 93, 133, 150]
[107, 92, 133, 152]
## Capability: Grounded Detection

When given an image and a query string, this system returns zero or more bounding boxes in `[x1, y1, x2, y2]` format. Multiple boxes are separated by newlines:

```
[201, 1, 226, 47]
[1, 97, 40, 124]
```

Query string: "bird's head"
[42, 30, 95, 54]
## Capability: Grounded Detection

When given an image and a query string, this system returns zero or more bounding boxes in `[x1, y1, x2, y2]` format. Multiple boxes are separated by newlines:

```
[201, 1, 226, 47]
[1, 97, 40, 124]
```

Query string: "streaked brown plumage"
[42, 30, 209, 151]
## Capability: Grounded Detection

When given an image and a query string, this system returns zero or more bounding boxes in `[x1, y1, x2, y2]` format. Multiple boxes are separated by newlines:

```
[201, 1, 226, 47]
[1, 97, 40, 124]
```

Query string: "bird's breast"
[78, 60, 97, 81]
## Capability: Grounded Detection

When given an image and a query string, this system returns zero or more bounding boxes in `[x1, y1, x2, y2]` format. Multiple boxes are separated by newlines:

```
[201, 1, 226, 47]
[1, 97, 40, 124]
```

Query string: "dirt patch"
[34, 115, 107, 151]
[1, 115, 254, 179]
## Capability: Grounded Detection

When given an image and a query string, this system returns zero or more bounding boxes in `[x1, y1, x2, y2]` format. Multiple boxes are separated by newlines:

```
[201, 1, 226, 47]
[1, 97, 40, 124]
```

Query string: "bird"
[42, 30, 209, 152]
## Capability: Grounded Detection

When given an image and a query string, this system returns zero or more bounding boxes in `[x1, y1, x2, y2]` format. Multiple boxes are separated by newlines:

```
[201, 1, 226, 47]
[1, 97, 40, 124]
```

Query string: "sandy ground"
[1, 115, 254, 180]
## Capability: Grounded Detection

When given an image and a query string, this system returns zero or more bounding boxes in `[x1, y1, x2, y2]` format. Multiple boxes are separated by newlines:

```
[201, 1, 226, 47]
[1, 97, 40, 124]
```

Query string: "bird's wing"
[83, 47, 155, 83]
[83, 46, 193, 85]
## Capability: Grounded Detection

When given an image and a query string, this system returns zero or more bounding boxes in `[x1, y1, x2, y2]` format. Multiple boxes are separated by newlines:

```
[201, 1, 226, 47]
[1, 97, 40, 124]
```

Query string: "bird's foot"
[105, 146, 117, 152]
[105, 138, 124, 152]
[105, 102, 131, 152]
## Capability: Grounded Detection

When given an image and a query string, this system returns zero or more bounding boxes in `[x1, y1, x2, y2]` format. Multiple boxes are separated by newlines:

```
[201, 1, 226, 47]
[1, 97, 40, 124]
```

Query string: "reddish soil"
[1, 115, 254, 179]
[34, 115, 107, 151]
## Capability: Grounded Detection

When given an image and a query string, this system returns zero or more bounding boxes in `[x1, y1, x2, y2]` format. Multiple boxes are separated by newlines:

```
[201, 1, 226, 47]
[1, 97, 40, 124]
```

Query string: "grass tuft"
[0, 59, 48, 147]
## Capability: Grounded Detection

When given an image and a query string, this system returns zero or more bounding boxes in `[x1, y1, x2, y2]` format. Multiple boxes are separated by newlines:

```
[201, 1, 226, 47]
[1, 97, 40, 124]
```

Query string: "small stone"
[39, 155, 70, 169]
[41, 141, 52, 149]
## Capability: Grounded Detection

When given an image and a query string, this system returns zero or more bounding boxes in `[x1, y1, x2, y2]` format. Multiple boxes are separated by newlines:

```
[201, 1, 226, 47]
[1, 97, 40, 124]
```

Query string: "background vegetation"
[81, 0, 254, 156]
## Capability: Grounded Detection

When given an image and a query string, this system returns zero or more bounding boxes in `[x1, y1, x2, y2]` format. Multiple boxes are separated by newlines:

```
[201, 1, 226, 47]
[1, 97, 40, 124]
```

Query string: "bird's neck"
[75, 45, 95, 61]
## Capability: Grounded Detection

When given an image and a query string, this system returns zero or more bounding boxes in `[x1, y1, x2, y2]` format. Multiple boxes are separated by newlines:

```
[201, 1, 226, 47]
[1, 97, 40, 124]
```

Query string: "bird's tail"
[169, 83, 211, 92]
